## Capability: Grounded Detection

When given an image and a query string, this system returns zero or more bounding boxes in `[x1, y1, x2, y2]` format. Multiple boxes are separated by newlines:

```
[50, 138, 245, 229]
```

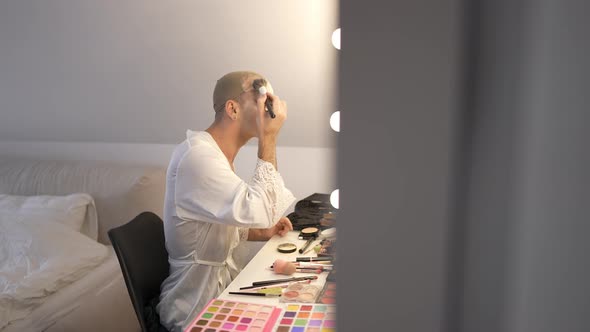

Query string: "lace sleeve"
[252, 159, 296, 222]
[238, 227, 249, 241]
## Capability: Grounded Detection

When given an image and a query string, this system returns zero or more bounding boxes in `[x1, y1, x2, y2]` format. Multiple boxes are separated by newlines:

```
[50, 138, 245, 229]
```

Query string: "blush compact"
[298, 227, 320, 240]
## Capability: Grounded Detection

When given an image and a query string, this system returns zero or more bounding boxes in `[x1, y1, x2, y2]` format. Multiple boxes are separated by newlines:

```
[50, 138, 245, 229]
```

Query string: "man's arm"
[247, 217, 293, 241]
[258, 136, 277, 170]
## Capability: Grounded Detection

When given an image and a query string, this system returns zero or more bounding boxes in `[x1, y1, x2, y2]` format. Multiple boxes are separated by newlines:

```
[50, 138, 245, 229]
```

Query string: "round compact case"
[298, 227, 320, 239]
[277, 242, 297, 253]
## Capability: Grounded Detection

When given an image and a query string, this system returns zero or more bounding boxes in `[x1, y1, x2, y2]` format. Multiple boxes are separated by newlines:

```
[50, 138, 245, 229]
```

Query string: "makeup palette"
[183, 299, 281, 332]
[275, 304, 336, 332]
[280, 283, 321, 303]
[317, 282, 336, 305]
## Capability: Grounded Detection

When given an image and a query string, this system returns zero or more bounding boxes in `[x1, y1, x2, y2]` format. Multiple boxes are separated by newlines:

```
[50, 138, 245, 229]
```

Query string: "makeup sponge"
[273, 259, 296, 275]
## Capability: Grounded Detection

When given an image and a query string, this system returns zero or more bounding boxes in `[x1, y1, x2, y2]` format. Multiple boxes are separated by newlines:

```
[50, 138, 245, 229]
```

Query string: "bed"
[0, 159, 166, 332]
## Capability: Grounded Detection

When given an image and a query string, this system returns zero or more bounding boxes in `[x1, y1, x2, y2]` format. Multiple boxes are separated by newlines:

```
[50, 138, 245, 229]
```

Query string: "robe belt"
[168, 252, 227, 267]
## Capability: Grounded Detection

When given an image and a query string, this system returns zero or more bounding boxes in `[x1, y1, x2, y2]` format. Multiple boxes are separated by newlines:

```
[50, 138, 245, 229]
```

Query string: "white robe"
[156, 130, 295, 332]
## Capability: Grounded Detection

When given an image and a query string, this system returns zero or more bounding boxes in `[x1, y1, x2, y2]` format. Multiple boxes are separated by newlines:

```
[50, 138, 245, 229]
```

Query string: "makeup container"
[277, 243, 297, 254]
[317, 239, 335, 257]
[298, 227, 320, 240]
[280, 283, 321, 303]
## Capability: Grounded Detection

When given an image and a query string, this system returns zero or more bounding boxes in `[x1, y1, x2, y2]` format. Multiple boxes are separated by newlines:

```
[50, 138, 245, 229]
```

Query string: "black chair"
[108, 212, 170, 332]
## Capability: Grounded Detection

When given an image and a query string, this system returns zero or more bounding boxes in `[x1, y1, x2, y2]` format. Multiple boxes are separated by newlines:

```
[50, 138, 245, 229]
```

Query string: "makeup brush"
[252, 276, 318, 287]
[299, 237, 315, 254]
[271, 262, 333, 269]
[228, 292, 281, 297]
[293, 268, 323, 274]
[240, 283, 291, 291]
[296, 257, 333, 262]
[253, 79, 276, 118]
[240, 280, 312, 291]
[272, 259, 296, 275]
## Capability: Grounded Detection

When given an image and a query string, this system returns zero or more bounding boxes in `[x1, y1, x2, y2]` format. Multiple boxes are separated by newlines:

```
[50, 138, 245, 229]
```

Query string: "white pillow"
[0, 193, 98, 240]
[0, 214, 108, 329]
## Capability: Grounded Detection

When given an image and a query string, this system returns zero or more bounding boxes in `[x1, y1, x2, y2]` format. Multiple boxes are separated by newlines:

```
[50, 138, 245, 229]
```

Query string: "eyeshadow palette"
[183, 298, 281, 332]
[317, 281, 336, 305]
[280, 283, 321, 303]
[275, 303, 336, 332]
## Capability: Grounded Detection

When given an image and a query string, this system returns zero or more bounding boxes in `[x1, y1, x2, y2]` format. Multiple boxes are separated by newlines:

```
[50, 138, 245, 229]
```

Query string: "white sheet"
[0, 216, 109, 330]
[2, 247, 139, 332]
[0, 193, 99, 241]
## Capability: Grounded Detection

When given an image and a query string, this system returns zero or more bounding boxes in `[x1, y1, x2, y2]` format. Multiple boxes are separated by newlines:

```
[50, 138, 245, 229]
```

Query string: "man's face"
[236, 77, 274, 138]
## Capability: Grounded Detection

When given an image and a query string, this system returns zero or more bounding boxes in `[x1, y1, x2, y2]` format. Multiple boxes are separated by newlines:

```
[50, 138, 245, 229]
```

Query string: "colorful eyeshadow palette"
[183, 298, 282, 332]
[275, 304, 336, 332]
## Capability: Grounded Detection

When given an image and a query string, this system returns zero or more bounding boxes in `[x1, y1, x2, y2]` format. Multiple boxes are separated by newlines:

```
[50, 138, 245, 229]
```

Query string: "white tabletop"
[218, 230, 330, 307]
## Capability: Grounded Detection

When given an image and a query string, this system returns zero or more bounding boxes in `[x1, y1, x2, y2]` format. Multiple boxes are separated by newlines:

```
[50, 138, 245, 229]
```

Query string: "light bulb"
[330, 189, 339, 209]
[330, 111, 340, 132]
[331, 28, 341, 50]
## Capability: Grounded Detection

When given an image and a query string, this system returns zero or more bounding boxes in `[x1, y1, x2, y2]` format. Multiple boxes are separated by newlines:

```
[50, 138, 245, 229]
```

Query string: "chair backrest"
[108, 211, 169, 332]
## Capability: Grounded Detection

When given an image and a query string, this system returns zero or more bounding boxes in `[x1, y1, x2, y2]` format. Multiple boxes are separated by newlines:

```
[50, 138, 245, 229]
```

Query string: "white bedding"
[0, 193, 99, 241]
[3, 247, 138, 332]
[0, 215, 108, 330]
[0, 159, 166, 332]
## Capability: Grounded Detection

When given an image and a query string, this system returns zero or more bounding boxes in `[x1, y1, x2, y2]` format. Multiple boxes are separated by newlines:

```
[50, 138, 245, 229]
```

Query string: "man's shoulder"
[174, 139, 220, 165]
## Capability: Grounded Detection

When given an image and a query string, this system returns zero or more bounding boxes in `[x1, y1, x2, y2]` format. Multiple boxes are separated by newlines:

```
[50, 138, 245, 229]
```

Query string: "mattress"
[3, 247, 139, 332]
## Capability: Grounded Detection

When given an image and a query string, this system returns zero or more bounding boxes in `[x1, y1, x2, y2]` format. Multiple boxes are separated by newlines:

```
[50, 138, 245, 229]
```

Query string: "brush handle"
[229, 292, 280, 297]
[298, 238, 314, 254]
[296, 257, 333, 262]
[265, 99, 276, 118]
[252, 276, 317, 287]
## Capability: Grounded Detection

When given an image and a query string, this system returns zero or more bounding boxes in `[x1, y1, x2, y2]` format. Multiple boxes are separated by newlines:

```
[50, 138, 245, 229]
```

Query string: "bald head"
[213, 71, 266, 113]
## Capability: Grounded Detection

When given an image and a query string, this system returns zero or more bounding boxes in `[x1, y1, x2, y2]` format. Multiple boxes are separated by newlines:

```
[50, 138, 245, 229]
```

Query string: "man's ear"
[224, 100, 239, 120]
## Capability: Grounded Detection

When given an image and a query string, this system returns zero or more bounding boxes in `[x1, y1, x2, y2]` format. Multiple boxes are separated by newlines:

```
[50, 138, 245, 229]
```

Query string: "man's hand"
[247, 217, 293, 241]
[257, 92, 287, 170]
[256, 92, 287, 140]
[271, 216, 293, 237]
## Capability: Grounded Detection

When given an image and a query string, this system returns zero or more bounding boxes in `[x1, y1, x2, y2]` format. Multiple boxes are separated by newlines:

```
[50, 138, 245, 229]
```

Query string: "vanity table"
[182, 230, 336, 332]
[219, 231, 331, 305]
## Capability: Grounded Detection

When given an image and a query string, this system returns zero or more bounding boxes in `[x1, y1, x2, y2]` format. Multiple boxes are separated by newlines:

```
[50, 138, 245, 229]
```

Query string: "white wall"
[0, 0, 338, 148]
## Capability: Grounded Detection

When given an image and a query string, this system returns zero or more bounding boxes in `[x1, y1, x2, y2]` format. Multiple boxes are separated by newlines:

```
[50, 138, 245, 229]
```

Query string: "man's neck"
[205, 122, 249, 166]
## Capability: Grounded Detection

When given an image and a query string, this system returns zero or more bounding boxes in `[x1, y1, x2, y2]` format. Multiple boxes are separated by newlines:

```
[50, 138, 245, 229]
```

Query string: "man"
[156, 71, 296, 332]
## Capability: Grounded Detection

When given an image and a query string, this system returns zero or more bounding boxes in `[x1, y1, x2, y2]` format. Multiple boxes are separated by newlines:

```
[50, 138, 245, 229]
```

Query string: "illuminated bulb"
[331, 28, 341, 50]
[330, 111, 340, 132]
[330, 189, 339, 209]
